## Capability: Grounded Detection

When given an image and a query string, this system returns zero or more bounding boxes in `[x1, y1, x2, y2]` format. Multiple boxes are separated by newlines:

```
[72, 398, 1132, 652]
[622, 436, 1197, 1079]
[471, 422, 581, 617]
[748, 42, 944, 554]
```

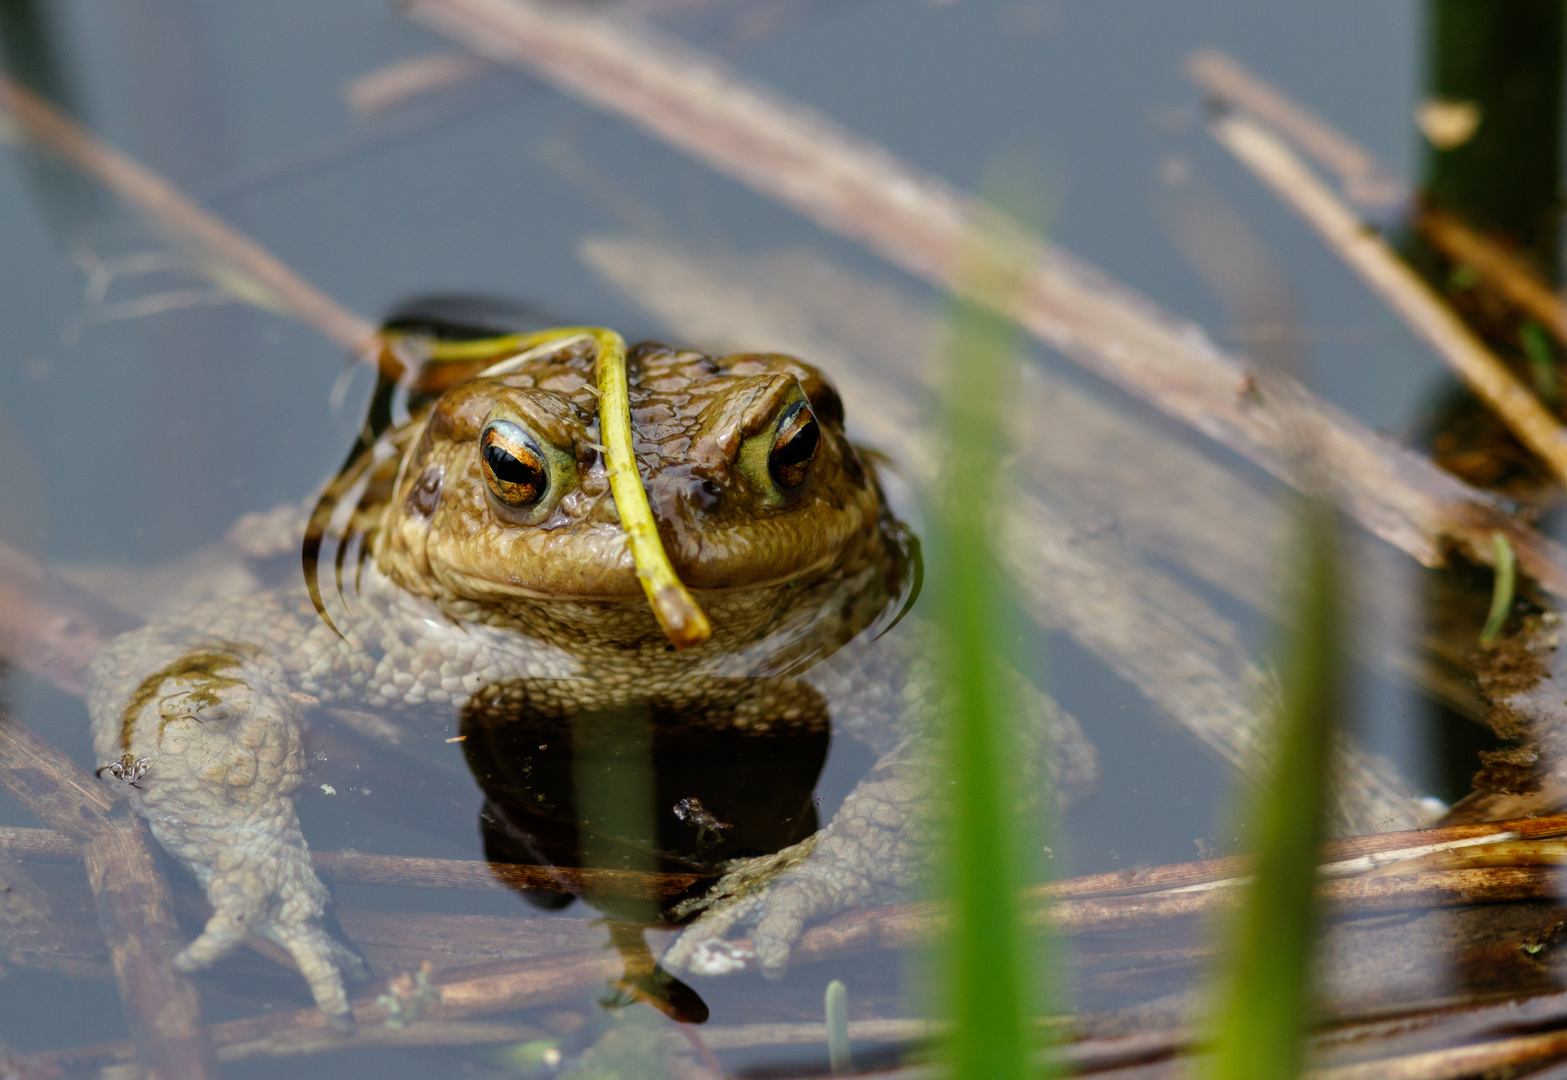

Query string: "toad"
[87, 326, 1093, 1028]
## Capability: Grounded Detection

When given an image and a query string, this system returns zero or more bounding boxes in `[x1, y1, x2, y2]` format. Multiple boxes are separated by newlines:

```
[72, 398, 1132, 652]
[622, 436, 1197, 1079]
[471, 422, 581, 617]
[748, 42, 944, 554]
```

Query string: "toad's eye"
[769, 401, 820, 489]
[481, 421, 548, 508]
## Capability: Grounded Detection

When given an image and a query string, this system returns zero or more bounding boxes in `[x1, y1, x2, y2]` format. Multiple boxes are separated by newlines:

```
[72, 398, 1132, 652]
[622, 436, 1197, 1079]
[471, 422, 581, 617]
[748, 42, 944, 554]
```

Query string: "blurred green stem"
[1206, 496, 1341, 1080]
[932, 179, 1048, 1080]
[1480, 531, 1516, 646]
[1520, 322, 1559, 403]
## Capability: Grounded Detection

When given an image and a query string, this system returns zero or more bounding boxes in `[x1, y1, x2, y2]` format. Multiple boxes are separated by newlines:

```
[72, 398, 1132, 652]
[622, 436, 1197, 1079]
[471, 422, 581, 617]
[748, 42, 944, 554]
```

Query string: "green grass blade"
[1206, 496, 1341, 1080]
[1480, 530, 1516, 646]
[1521, 321, 1560, 403]
[929, 171, 1051, 1080]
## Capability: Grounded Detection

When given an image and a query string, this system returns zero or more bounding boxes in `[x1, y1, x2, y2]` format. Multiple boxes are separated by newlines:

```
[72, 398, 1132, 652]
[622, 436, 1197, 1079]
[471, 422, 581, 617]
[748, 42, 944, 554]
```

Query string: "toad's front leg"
[89, 641, 366, 1028]
[661, 681, 1095, 978]
[661, 736, 933, 977]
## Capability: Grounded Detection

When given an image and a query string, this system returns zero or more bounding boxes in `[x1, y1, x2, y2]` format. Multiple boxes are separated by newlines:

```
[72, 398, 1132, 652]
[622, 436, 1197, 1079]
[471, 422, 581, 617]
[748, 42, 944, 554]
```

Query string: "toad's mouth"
[426, 501, 875, 606]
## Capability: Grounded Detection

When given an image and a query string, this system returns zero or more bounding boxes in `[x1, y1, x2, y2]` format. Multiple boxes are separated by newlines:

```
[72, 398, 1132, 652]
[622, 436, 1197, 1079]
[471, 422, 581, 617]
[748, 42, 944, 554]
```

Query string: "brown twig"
[1185, 49, 1405, 210]
[764, 865, 1565, 967]
[40, 1017, 557, 1072]
[344, 51, 491, 114]
[1037, 809, 1567, 901]
[0, 541, 136, 698]
[1, 827, 701, 902]
[1417, 205, 1567, 346]
[1186, 49, 1567, 359]
[862, 1027, 1567, 1080]
[0, 74, 380, 358]
[0, 711, 218, 1079]
[0, 826, 82, 861]
[1308, 1029, 1567, 1080]
[312, 849, 702, 899]
[406, 0, 1567, 598]
[38, 949, 620, 1071]
[14, 813, 1562, 914]
[1208, 112, 1567, 490]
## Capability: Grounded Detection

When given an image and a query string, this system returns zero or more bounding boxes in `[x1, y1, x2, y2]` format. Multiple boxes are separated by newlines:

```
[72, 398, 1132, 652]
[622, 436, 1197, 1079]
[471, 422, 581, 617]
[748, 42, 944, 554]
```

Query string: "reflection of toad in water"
[463, 680, 831, 903]
[461, 677, 838, 1019]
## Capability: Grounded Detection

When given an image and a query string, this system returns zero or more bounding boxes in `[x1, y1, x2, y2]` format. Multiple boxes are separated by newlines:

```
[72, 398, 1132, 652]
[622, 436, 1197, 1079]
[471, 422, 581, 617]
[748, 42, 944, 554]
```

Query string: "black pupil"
[769, 409, 820, 486]
[485, 440, 544, 496]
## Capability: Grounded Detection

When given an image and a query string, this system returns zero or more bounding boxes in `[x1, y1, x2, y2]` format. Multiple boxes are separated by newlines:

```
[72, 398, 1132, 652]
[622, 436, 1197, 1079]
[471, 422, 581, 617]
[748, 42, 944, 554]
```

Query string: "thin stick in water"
[1208, 112, 1567, 490]
[1186, 49, 1567, 373]
[1185, 49, 1404, 209]
[0, 710, 219, 1079]
[0, 74, 380, 358]
[587, 326, 711, 645]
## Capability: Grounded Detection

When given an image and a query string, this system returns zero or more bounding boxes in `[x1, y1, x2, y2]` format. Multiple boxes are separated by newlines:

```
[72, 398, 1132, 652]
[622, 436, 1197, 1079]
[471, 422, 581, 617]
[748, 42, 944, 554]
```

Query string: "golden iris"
[480, 421, 548, 508]
[768, 401, 820, 489]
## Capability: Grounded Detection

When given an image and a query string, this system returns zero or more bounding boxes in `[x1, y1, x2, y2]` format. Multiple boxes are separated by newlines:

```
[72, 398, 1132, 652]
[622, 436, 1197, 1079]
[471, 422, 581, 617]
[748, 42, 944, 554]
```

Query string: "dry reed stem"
[406, 0, 1567, 599]
[1188, 49, 1567, 375]
[38, 949, 620, 1072]
[345, 51, 490, 114]
[17, 818, 1567, 1070]
[0, 74, 380, 357]
[2, 826, 123, 861]
[862, 1027, 1567, 1080]
[311, 849, 702, 898]
[1209, 112, 1567, 490]
[769, 865, 1564, 961]
[0, 540, 135, 698]
[1186, 49, 1404, 209]
[1307, 1029, 1567, 1080]
[1417, 206, 1567, 345]
[0, 711, 219, 1079]
[45, 1018, 558, 1072]
[0, 824, 701, 901]
[11, 809, 1561, 910]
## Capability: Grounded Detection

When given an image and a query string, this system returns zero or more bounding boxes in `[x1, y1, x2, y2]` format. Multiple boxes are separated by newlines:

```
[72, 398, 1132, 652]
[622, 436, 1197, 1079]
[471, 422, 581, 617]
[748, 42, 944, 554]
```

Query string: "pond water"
[0, 0, 1550, 1076]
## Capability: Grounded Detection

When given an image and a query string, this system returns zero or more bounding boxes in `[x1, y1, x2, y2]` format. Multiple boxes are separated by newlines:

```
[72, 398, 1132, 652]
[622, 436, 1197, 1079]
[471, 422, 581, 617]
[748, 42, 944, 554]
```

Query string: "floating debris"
[379, 961, 440, 1029]
[673, 797, 732, 844]
[95, 754, 150, 789]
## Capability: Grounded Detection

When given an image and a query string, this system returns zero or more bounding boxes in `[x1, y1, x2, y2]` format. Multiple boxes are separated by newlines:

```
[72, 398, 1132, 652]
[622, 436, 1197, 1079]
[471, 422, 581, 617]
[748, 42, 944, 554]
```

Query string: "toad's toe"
[269, 922, 356, 1029]
[663, 894, 760, 973]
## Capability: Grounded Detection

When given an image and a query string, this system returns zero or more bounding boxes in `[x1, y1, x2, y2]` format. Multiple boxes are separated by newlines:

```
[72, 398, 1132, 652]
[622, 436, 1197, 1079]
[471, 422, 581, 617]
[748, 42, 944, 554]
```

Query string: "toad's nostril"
[406, 466, 442, 517]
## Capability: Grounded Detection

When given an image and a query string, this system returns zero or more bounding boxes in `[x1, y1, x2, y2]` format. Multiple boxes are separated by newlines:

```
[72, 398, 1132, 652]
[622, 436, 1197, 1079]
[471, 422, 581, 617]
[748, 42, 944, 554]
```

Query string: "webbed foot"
[662, 751, 927, 978]
[91, 641, 368, 1027]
